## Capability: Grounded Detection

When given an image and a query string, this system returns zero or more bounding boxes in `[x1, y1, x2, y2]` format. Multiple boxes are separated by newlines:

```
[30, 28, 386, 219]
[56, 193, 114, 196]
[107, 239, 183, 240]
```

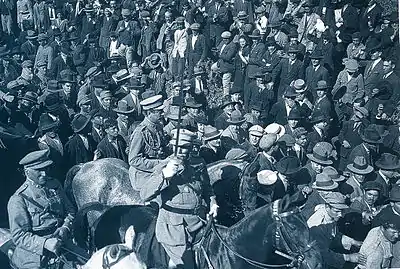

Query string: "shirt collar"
[378, 170, 390, 184]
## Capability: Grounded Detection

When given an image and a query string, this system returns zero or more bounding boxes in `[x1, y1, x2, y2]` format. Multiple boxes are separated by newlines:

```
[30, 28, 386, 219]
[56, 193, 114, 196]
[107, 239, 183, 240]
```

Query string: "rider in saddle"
[128, 94, 168, 191]
[140, 129, 219, 269]
[7, 149, 88, 269]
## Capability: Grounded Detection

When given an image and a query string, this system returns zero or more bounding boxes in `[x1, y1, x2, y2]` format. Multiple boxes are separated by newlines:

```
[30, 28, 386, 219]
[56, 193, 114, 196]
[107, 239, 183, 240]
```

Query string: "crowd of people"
[1, 0, 400, 268]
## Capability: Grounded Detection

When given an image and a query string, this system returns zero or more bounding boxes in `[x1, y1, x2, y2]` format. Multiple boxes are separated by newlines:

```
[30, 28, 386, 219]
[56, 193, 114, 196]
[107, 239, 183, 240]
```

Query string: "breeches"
[211, 63, 232, 96]
[118, 44, 134, 68]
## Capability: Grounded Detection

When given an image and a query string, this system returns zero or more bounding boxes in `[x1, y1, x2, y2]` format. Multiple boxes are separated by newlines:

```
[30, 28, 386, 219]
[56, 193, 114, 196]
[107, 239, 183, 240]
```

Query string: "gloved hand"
[162, 158, 181, 178]
[207, 202, 219, 220]
[44, 238, 62, 255]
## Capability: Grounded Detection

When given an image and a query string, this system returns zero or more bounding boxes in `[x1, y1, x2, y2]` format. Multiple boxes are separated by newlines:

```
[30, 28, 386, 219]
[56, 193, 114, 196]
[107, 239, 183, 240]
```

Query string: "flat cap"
[221, 31, 232, 39]
[19, 149, 53, 170]
[322, 192, 349, 209]
[22, 60, 34, 68]
[249, 125, 264, 137]
[259, 133, 277, 151]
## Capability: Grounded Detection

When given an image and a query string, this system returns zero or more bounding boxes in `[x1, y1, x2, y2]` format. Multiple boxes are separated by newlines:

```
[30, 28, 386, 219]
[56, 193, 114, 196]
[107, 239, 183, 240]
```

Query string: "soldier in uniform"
[140, 129, 219, 269]
[128, 95, 168, 191]
[7, 149, 87, 269]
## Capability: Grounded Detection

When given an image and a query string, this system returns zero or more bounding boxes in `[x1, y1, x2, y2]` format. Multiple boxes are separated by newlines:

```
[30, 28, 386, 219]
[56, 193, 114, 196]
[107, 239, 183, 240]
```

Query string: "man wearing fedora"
[140, 129, 218, 269]
[50, 44, 76, 80]
[306, 111, 331, 153]
[14, 91, 40, 133]
[370, 153, 400, 202]
[199, 125, 224, 164]
[64, 114, 96, 169]
[21, 30, 38, 62]
[182, 97, 203, 132]
[248, 72, 274, 117]
[59, 70, 78, 114]
[312, 80, 334, 119]
[121, 78, 144, 120]
[128, 95, 168, 191]
[269, 86, 300, 126]
[348, 125, 382, 167]
[95, 118, 128, 163]
[113, 99, 136, 143]
[305, 50, 330, 97]
[214, 95, 237, 130]
[307, 191, 366, 268]
[304, 142, 334, 184]
[346, 156, 374, 202]
[220, 109, 246, 155]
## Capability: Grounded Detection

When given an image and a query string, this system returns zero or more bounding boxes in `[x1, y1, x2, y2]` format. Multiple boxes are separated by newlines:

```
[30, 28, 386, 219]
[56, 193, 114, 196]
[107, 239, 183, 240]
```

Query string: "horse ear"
[124, 225, 135, 249]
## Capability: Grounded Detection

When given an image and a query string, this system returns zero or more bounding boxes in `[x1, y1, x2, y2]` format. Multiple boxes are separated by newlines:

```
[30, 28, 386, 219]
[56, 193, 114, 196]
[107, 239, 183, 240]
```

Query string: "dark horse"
[85, 196, 323, 269]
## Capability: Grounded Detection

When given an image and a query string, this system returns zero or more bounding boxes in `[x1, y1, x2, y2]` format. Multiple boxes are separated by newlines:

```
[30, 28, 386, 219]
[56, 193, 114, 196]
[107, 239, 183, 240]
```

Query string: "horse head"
[265, 199, 323, 269]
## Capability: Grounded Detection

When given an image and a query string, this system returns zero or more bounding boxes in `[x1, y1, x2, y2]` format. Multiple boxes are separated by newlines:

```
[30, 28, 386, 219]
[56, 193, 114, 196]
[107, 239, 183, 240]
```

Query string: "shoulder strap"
[19, 193, 46, 211]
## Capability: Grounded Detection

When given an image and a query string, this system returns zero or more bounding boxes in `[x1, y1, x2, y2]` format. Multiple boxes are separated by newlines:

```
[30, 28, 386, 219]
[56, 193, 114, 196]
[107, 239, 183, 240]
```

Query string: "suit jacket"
[297, 13, 320, 44]
[208, 3, 230, 31]
[363, 59, 384, 97]
[306, 127, 326, 153]
[187, 34, 207, 68]
[233, 0, 254, 22]
[99, 16, 118, 48]
[305, 65, 330, 95]
[383, 72, 400, 102]
[64, 134, 96, 168]
[332, 70, 364, 105]
[21, 41, 38, 62]
[341, 4, 359, 34]
[312, 95, 333, 119]
[217, 41, 237, 73]
[269, 100, 291, 125]
[214, 112, 230, 130]
[137, 22, 157, 58]
[50, 55, 75, 80]
[97, 135, 128, 163]
[360, 3, 382, 34]
[91, 126, 104, 146]
[247, 43, 266, 79]
[116, 20, 141, 47]
[80, 16, 100, 41]
[273, 58, 304, 96]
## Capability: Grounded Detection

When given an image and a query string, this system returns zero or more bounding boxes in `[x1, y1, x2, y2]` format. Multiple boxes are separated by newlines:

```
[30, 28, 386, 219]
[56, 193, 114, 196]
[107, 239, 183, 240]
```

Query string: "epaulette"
[15, 183, 29, 195]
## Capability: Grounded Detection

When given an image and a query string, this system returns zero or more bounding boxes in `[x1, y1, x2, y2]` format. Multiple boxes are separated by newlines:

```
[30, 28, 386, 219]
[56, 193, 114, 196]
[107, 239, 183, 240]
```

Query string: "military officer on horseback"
[140, 129, 219, 269]
[128, 94, 168, 191]
[7, 149, 84, 269]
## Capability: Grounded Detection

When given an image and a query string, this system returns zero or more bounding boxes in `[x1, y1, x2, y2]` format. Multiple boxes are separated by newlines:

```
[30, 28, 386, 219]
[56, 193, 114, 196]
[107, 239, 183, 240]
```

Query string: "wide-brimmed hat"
[362, 181, 382, 192]
[203, 125, 222, 141]
[77, 94, 91, 107]
[38, 113, 60, 132]
[322, 192, 348, 209]
[114, 100, 135, 114]
[185, 97, 202, 108]
[148, 53, 162, 69]
[265, 123, 285, 139]
[26, 30, 38, 40]
[287, 107, 302, 120]
[307, 142, 333, 165]
[21, 91, 38, 104]
[47, 80, 61, 93]
[86, 67, 101, 79]
[227, 110, 246, 125]
[310, 49, 324, 59]
[283, 86, 299, 98]
[389, 184, 400, 202]
[276, 156, 302, 175]
[44, 94, 62, 112]
[323, 166, 346, 182]
[112, 69, 133, 83]
[220, 96, 238, 109]
[292, 79, 306, 93]
[71, 114, 91, 133]
[19, 149, 53, 170]
[310, 112, 329, 124]
[288, 45, 300, 53]
[312, 173, 339, 190]
[248, 29, 261, 38]
[360, 125, 383, 144]
[376, 153, 400, 170]
[347, 156, 374, 174]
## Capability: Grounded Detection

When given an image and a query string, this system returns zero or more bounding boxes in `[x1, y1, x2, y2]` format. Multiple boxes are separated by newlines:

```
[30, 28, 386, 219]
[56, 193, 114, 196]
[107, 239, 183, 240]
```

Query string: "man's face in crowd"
[290, 37, 298, 44]
[311, 58, 320, 67]
[197, 122, 205, 133]
[209, 138, 221, 148]
[288, 52, 296, 61]
[123, 14, 130, 22]
[106, 125, 119, 138]
[315, 120, 328, 130]
[316, 89, 325, 98]
[62, 82, 73, 96]
[81, 103, 91, 114]
[224, 104, 234, 116]
[288, 119, 298, 128]
[295, 135, 307, 147]
[352, 37, 360, 46]
[383, 60, 394, 74]
[353, 173, 366, 183]
[267, 45, 276, 54]
[249, 134, 262, 146]
[188, 107, 199, 116]
[19, 99, 34, 111]
[311, 161, 323, 173]
[285, 97, 296, 108]
[148, 109, 162, 122]
[110, 0, 117, 8]
[172, 86, 180, 96]
[370, 50, 381, 60]
[382, 227, 400, 243]
[304, 6, 311, 14]
[39, 40, 47, 46]
[364, 189, 379, 206]
[295, 92, 305, 102]
[105, 9, 111, 17]
[26, 167, 50, 186]
[326, 205, 343, 222]
[13, 53, 21, 62]
[251, 109, 260, 118]
[222, 37, 230, 44]
[165, 13, 173, 23]
[173, 145, 191, 160]
[102, 97, 112, 109]
[239, 37, 247, 48]
[92, 115, 104, 128]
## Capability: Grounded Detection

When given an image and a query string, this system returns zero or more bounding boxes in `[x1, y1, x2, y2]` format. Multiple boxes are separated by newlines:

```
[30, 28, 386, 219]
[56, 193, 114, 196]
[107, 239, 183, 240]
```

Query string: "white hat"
[265, 123, 285, 139]
[257, 170, 278, 185]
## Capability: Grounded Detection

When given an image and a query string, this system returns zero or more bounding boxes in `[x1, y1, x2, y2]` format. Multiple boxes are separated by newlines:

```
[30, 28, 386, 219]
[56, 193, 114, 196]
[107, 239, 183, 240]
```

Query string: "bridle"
[208, 199, 316, 269]
[101, 245, 134, 269]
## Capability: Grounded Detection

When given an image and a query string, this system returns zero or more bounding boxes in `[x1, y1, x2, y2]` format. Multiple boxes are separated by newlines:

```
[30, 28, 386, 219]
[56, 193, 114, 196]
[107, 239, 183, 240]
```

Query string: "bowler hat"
[315, 80, 329, 90]
[38, 113, 60, 132]
[47, 80, 61, 93]
[59, 72, 75, 84]
[250, 102, 263, 112]
[360, 125, 383, 144]
[312, 173, 339, 190]
[227, 110, 246, 125]
[203, 125, 222, 141]
[287, 107, 302, 120]
[310, 112, 329, 124]
[71, 114, 92, 133]
[21, 91, 38, 104]
[307, 142, 333, 165]
[114, 100, 135, 114]
[376, 153, 400, 170]
[37, 33, 48, 41]
[347, 156, 374, 174]
[19, 149, 53, 170]
[288, 45, 300, 53]
[220, 96, 238, 109]
[249, 29, 261, 38]
[185, 97, 202, 108]
[310, 49, 324, 59]
[229, 85, 242, 95]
